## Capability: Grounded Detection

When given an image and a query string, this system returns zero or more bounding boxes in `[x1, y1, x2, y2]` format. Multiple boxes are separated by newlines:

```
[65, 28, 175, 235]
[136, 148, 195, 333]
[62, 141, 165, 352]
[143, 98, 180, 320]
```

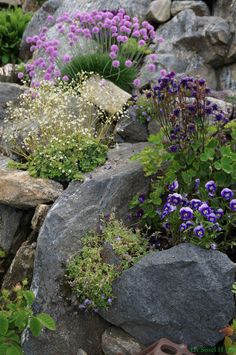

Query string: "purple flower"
[147, 63, 156, 73]
[179, 223, 187, 232]
[63, 54, 71, 63]
[190, 199, 202, 210]
[186, 220, 195, 229]
[136, 209, 144, 219]
[107, 298, 113, 304]
[207, 213, 217, 223]
[211, 243, 217, 250]
[161, 203, 176, 219]
[112, 60, 120, 68]
[125, 59, 133, 68]
[169, 193, 182, 205]
[17, 72, 24, 79]
[195, 178, 200, 191]
[229, 199, 236, 211]
[194, 225, 205, 238]
[138, 39, 146, 46]
[109, 51, 117, 59]
[62, 75, 69, 81]
[205, 180, 217, 195]
[133, 79, 141, 87]
[215, 208, 224, 218]
[160, 69, 167, 77]
[199, 203, 211, 216]
[221, 188, 234, 200]
[168, 180, 179, 192]
[138, 193, 146, 203]
[179, 207, 193, 221]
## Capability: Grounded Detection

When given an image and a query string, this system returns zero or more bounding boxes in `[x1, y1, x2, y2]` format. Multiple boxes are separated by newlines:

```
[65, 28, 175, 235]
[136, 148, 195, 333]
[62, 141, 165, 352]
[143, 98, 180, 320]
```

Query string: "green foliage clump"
[0, 280, 56, 355]
[9, 134, 108, 182]
[0, 7, 32, 66]
[66, 218, 148, 310]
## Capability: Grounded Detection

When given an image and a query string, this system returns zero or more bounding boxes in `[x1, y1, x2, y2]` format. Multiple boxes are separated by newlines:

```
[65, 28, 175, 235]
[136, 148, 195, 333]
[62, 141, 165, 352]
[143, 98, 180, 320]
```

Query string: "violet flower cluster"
[130, 71, 229, 147]
[160, 179, 235, 250]
[21, 9, 159, 86]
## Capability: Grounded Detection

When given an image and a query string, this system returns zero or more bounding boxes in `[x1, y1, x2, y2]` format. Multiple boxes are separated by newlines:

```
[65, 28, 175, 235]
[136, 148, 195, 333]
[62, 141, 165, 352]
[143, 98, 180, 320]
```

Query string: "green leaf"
[23, 290, 35, 306]
[29, 317, 43, 337]
[36, 313, 56, 331]
[0, 313, 8, 336]
[6, 345, 22, 355]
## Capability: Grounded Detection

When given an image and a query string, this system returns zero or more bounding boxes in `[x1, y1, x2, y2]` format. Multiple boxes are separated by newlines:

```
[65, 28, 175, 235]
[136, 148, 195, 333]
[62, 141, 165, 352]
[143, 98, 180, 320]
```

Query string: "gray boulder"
[171, 1, 210, 17]
[115, 116, 148, 143]
[0, 83, 24, 124]
[23, 143, 150, 355]
[218, 63, 236, 90]
[213, 0, 236, 23]
[99, 243, 235, 347]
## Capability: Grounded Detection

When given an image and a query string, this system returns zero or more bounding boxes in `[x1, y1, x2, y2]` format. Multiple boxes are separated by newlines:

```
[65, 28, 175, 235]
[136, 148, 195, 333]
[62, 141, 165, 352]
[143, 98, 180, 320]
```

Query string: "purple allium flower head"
[133, 79, 141, 87]
[125, 59, 133, 68]
[205, 180, 217, 193]
[63, 54, 71, 63]
[169, 193, 182, 205]
[179, 207, 194, 221]
[112, 60, 120, 68]
[168, 180, 179, 192]
[215, 208, 224, 219]
[160, 69, 167, 77]
[17, 72, 24, 79]
[211, 243, 217, 250]
[62, 75, 69, 81]
[147, 63, 156, 73]
[190, 199, 202, 210]
[179, 223, 187, 232]
[229, 199, 236, 211]
[199, 203, 211, 216]
[221, 188, 234, 200]
[138, 39, 146, 46]
[194, 225, 205, 238]
[207, 213, 217, 223]
[109, 51, 117, 59]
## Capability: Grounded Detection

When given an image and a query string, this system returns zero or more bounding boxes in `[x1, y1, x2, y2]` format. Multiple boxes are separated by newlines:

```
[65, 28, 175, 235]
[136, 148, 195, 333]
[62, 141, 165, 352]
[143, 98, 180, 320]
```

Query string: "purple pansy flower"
[229, 199, 236, 211]
[169, 193, 182, 205]
[168, 180, 179, 192]
[179, 207, 194, 221]
[199, 203, 211, 216]
[194, 225, 205, 238]
[215, 208, 224, 218]
[179, 223, 187, 232]
[190, 199, 202, 210]
[207, 213, 217, 223]
[205, 181, 217, 196]
[221, 188, 234, 200]
[211, 243, 217, 250]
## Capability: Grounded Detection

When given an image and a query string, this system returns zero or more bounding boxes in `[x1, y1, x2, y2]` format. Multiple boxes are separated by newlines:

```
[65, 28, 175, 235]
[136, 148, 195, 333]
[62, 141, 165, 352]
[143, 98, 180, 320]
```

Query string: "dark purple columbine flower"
[205, 180, 217, 195]
[221, 188, 234, 201]
[179, 223, 187, 232]
[169, 193, 182, 206]
[187, 123, 196, 132]
[194, 225, 205, 238]
[198, 78, 205, 86]
[199, 203, 211, 216]
[169, 145, 179, 153]
[229, 199, 236, 211]
[168, 180, 179, 192]
[173, 108, 180, 117]
[136, 209, 144, 219]
[138, 193, 146, 203]
[215, 208, 224, 218]
[215, 113, 224, 121]
[190, 199, 202, 210]
[179, 207, 194, 221]
[207, 213, 217, 223]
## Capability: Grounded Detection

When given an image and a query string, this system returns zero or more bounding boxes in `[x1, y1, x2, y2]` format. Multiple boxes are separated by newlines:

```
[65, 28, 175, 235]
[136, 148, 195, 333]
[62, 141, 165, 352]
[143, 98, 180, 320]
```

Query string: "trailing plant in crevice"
[66, 218, 148, 310]
[0, 7, 32, 66]
[0, 279, 56, 355]
[19, 9, 161, 92]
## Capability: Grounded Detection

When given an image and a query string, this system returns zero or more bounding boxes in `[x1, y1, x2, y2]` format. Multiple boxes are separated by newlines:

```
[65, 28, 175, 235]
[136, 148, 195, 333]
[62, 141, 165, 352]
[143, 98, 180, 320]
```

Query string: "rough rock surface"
[146, 0, 171, 23]
[99, 243, 235, 347]
[0, 83, 24, 123]
[0, 170, 63, 209]
[23, 143, 150, 355]
[171, 1, 210, 17]
[115, 117, 148, 143]
[0, 204, 33, 254]
[2, 241, 36, 289]
[218, 63, 236, 90]
[102, 327, 144, 355]
[213, 0, 236, 23]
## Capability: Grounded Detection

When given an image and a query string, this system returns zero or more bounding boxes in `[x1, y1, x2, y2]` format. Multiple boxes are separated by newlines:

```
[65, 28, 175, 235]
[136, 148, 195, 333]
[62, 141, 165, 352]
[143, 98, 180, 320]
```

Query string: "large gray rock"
[218, 63, 236, 90]
[115, 116, 148, 143]
[23, 143, 150, 355]
[171, 1, 210, 17]
[213, 0, 236, 23]
[146, 0, 171, 23]
[0, 204, 32, 254]
[0, 83, 24, 124]
[99, 243, 235, 347]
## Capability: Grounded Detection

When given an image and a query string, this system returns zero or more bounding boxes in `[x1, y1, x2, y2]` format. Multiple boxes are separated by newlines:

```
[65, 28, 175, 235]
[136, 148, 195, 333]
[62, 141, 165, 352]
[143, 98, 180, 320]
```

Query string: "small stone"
[102, 327, 144, 355]
[146, 0, 171, 23]
[77, 349, 88, 355]
[171, 1, 210, 17]
[0, 170, 63, 209]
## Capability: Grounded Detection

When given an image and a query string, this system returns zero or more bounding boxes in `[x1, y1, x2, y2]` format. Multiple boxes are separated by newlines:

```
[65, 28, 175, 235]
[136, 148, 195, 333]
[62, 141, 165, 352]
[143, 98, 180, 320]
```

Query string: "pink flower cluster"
[21, 8, 159, 86]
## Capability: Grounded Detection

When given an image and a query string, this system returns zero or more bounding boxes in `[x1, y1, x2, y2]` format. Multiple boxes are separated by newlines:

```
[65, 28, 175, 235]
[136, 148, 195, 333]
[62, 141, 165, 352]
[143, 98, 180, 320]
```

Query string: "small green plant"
[0, 7, 32, 66]
[0, 279, 56, 355]
[0, 249, 6, 259]
[67, 218, 148, 310]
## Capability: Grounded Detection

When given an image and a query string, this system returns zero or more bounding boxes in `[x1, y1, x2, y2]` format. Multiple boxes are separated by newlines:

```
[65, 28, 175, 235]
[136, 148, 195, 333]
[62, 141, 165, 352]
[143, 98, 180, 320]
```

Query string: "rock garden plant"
[20, 9, 159, 92]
